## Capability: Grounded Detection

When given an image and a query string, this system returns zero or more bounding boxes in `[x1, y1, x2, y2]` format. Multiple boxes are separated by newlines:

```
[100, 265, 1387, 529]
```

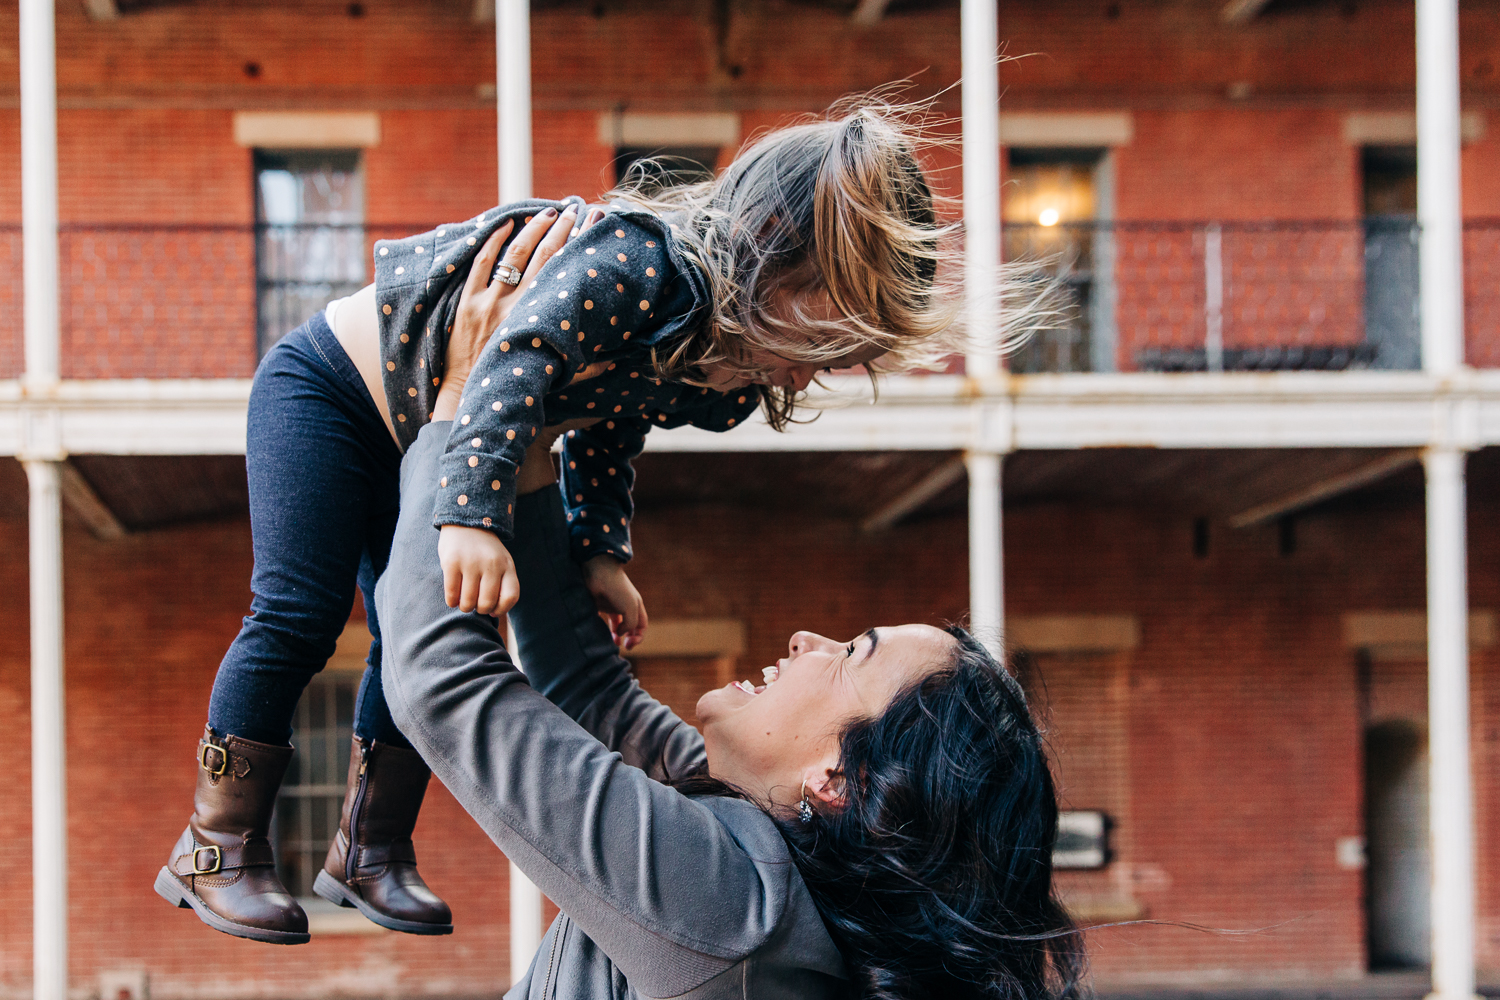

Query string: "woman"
[375, 317, 1084, 999]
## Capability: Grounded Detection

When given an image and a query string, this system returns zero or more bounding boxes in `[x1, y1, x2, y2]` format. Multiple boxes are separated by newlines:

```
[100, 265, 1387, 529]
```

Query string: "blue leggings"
[207, 311, 409, 748]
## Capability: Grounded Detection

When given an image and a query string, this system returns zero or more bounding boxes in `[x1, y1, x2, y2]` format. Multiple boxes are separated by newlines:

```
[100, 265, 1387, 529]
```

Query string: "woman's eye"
[846, 643, 855, 656]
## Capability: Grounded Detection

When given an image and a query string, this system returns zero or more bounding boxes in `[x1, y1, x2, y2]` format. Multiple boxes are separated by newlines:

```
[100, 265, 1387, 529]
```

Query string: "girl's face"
[696, 625, 954, 814]
[699, 286, 888, 392]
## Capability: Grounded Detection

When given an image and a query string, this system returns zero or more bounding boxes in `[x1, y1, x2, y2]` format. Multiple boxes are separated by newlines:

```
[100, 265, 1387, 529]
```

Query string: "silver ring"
[492, 261, 522, 286]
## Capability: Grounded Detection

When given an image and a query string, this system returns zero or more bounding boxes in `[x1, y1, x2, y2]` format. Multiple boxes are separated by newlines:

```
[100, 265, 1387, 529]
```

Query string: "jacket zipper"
[346, 743, 371, 883]
[541, 916, 568, 998]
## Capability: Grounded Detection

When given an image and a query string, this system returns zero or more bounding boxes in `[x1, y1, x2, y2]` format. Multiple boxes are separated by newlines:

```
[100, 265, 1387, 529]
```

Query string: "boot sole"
[154, 867, 311, 945]
[313, 870, 454, 936]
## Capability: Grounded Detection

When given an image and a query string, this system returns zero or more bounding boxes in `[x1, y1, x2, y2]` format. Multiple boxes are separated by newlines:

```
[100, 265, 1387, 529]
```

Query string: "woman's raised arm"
[375, 423, 790, 996]
[506, 482, 706, 779]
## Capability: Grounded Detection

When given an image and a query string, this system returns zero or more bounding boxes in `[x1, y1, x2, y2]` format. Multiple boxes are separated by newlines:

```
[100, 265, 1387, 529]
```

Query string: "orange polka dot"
[440, 477, 448, 487]
[483, 517, 492, 527]
[400, 333, 409, 343]
[382, 304, 392, 315]
[492, 480, 502, 490]
[525, 396, 534, 405]
[482, 377, 491, 387]
[568, 461, 576, 469]
[433, 377, 440, 386]
[613, 405, 622, 412]
[617, 253, 627, 262]
[395, 266, 405, 275]
[458, 495, 468, 505]
[386, 361, 396, 371]
[472, 437, 482, 447]
[408, 387, 418, 397]
[492, 401, 502, 410]
[646, 241, 656, 248]
[587, 402, 595, 409]
[447, 264, 456, 273]
[602, 524, 609, 532]
[645, 267, 656, 277]
[586, 248, 596, 255]
[379, 247, 389, 256]
[561, 320, 571, 331]
[506, 429, 516, 440]
[737, 395, 746, 403]
[584, 300, 594, 310]
[582, 538, 590, 546]
[545, 365, 554, 375]
[500, 342, 511, 352]
[587, 269, 597, 277]
[639, 300, 650, 310]
[461, 415, 471, 425]
[468, 456, 479, 467]
[513, 367, 524, 376]
[615, 229, 625, 238]
[575, 494, 583, 502]
[610, 316, 618, 326]
[630, 371, 639, 378]
[397, 414, 407, 422]
[578, 332, 585, 342]
[415, 303, 423, 312]
[728, 418, 736, 426]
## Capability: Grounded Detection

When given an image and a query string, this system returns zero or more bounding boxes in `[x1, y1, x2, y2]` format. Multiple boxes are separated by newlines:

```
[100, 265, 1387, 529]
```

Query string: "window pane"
[254, 149, 366, 357]
[274, 671, 358, 898]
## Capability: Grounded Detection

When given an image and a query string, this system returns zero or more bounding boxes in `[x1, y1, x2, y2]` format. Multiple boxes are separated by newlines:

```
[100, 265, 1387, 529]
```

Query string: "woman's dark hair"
[673, 626, 1083, 1000]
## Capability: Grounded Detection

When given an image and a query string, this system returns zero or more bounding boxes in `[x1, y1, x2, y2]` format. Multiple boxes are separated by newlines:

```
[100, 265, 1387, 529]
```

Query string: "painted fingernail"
[562, 205, 578, 216]
[542, 207, 558, 218]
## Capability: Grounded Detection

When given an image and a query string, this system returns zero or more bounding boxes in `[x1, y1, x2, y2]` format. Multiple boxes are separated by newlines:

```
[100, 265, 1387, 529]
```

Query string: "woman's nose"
[788, 366, 817, 392]
[788, 630, 835, 657]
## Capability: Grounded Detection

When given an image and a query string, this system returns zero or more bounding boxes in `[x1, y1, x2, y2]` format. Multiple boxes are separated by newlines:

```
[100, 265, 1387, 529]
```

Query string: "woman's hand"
[438, 524, 520, 616]
[582, 556, 648, 650]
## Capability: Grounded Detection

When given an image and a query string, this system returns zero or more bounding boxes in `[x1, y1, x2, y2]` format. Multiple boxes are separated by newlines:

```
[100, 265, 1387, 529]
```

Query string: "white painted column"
[21, 1, 66, 999]
[504, 621, 543, 986]
[961, 0, 1005, 652]
[1416, 0, 1475, 995]
[1424, 447, 1477, 1000]
[1416, 0, 1465, 376]
[495, 0, 532, 204]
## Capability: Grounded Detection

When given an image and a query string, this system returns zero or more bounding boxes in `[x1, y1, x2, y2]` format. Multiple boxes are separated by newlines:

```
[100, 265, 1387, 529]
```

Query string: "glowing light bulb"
[1038, 207, 1060, 227]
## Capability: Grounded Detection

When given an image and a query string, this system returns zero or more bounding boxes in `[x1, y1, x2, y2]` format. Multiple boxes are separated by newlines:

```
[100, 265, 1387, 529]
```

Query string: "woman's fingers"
[466, 220, 514, 299]
[520, 206, 577, 284]
[581, 207, 606, 234]
[498, 208, 560, 280]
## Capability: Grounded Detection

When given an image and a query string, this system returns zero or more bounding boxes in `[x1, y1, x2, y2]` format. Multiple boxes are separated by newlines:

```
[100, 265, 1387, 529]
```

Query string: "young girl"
[156, 99, 963, 945]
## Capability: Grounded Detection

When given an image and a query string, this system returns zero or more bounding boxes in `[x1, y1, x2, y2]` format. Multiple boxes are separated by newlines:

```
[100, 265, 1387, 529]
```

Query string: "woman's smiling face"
[696, 624, 955, 813]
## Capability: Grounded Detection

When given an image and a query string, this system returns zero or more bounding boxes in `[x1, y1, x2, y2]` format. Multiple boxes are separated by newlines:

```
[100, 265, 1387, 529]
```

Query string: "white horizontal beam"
[3, 372, 1500, 457]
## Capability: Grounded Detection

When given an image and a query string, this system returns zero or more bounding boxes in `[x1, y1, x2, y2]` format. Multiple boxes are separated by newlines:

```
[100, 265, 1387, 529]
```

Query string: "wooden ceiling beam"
[851, 0, 893, 27]
[1227, 449, 1421, 529]
[58, 460, 126, 541]
[82, 0, 120, 21]
[861, 455, 966, 533]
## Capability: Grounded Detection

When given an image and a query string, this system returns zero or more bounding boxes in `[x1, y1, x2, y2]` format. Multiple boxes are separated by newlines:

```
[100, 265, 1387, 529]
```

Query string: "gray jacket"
[377, 422, 848, 1000]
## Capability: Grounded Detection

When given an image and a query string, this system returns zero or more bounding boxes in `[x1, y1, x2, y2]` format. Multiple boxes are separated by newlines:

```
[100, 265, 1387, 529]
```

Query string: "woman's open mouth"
[730, 663, 780, 697]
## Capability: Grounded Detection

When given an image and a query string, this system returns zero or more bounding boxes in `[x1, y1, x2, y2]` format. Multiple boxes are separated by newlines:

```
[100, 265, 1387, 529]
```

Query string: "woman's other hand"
[582, 556, 648, 650]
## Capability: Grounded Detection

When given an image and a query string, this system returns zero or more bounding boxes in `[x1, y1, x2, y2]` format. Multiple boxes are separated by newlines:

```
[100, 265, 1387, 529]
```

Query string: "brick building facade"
[2, 0, 1499, 996]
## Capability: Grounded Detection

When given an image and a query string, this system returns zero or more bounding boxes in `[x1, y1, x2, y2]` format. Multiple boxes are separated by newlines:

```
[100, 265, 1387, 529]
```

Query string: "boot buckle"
[200, 742, 227, 776]
[192, 845, 223, 875]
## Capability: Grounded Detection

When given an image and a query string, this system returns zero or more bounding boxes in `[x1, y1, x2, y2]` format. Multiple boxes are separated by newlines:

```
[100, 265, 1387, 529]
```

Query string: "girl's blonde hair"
[613, 92, 1051, 429]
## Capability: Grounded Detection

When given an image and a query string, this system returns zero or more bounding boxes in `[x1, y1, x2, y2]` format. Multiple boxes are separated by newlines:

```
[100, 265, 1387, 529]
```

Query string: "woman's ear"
[804, 767, 846, 810]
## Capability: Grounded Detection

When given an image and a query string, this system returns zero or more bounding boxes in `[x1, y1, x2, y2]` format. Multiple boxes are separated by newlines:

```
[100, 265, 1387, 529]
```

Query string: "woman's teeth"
[762, 664, 780, 686]
[735, 666, 780, 696]
[736, 680, 756, 695]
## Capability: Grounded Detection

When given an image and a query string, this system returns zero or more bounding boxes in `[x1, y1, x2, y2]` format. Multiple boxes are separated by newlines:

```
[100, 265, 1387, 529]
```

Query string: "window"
[613, 145, 718, 192]
[272, 671, 358, 898]
[254, 149, 366, 356]
[1361, 145, 1419, 370]
[1003, 148, 1110, 373]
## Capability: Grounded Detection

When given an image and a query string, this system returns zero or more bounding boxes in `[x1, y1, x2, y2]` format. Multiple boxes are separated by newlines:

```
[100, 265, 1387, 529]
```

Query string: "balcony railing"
[0, 220, 1495, 380]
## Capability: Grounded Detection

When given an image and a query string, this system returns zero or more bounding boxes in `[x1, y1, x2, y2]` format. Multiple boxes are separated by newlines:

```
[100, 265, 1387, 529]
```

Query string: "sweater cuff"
[565, 502, 632, 564]
[432, 453, 520, 537]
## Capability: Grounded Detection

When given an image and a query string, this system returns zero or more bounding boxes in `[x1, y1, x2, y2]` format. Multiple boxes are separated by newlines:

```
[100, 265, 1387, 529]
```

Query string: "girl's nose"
[788, 366, 817, 392]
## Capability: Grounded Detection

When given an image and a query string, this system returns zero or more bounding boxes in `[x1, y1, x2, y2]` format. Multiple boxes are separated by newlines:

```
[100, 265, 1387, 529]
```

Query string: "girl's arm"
[377, 424, 793, 996]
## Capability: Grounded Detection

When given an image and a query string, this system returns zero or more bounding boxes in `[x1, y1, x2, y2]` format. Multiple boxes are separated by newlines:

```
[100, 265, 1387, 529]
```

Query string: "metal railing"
[0, 220, 1496, 379]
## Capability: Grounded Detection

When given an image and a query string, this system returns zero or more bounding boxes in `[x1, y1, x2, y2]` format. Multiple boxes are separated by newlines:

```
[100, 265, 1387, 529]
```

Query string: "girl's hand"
[582, 556, 648, 650]
[438, 524, 520, 617]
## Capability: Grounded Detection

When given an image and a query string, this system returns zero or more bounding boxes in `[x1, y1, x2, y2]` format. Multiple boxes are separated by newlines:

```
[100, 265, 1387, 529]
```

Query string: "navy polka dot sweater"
[374, 198, 758, 565]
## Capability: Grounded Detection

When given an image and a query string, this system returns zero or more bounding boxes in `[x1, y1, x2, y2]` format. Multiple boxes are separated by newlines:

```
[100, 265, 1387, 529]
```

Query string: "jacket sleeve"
[558, 417, 650, 564]
[508, 483, 707, 778]
[432, 217, 677, 534]
[378, 423, 791, 998]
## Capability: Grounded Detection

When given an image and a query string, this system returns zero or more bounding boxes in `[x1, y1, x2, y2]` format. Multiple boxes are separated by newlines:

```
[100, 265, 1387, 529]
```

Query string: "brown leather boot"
[313, 737, 453, 935]
[154, 727, 310, 944]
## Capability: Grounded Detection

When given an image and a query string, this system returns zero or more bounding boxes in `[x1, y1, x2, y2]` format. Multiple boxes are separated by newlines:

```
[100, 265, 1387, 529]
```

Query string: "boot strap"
[199, 739, 251, 780]
[171, 840, 276, 877]
[356, 839, 417, 869]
